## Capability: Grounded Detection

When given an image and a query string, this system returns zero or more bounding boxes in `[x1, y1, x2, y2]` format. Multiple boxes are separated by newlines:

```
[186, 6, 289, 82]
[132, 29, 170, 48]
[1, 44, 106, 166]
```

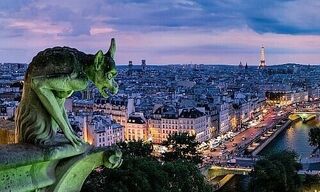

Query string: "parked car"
[220, 145, 227, 150]
[210, 148, 217, 152]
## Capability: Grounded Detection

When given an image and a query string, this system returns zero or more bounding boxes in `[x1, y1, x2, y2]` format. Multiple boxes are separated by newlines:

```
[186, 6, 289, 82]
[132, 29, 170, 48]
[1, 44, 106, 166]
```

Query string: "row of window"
[161, 117, 206, 124]
[127, 135, 142, 140]
[98, 136, 112, 143]
[162, 124, 203, 129]
[127, 129, 146, 134]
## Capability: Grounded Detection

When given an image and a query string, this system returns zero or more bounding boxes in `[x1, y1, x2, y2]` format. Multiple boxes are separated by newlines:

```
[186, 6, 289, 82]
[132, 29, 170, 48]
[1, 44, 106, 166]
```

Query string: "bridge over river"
[288, 111, 320, 122]
[205, 156, 320, 191]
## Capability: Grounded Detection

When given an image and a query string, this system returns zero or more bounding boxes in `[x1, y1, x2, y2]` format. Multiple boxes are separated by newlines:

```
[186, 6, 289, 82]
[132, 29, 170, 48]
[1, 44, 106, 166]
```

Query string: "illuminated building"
[94, 97, 135, 127]
[82, 115, 124, 147]
[0, 119, 15, 144]
[150, 105, 209, 143]
[126, 112, 148, 141]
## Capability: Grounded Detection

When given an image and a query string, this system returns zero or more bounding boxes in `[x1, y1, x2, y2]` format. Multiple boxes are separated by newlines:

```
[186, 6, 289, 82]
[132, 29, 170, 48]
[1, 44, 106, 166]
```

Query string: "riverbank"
[259, 117, 319, 158]
[219, 117, 320, 191]
[252, 119, 292, 156]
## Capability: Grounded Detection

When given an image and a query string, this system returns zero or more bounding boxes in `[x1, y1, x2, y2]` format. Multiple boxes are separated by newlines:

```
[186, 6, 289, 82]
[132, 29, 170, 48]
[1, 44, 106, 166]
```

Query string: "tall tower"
[141, 59, 146, 71]
[128, 60, 133, 75]
[259, 46, 266, 69]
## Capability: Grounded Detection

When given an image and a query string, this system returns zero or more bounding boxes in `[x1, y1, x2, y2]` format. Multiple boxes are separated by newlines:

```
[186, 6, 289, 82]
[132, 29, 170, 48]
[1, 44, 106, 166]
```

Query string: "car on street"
[232, 143, 237, 147]
[242, 136, 246, 141]
[220, 145, 227, 150]
[210, 148, 217, 152]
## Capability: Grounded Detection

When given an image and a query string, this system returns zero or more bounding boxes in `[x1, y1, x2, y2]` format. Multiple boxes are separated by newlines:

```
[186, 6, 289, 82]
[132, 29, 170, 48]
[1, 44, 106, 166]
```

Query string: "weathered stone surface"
[0, 142, 121, 192]
[0, 39, 122, 191]
[15, 38, 118, 147]
[0, 138, 91, 170]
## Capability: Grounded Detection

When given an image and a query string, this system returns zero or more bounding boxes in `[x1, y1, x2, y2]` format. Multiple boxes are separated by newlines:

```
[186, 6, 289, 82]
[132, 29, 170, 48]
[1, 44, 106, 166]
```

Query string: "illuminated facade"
[149, 105, 209, 143]
[0, 119, 15, 144]
[266, 90, 308, 106]
[94, 97, 135, 127]
[82, 115, 124, 147]
[125, 112, 148, 141]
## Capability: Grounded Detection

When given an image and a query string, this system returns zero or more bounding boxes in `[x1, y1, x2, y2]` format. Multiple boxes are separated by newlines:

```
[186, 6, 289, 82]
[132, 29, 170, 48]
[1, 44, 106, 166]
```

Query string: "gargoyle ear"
[106, 38, 116, 59]
[94, 50, 105, 71]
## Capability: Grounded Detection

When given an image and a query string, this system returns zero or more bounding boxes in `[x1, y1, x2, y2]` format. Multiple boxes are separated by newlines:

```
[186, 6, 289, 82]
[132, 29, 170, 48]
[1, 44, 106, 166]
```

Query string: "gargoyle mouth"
[101, 87, 112, 98]
[100, 86, 118, 98]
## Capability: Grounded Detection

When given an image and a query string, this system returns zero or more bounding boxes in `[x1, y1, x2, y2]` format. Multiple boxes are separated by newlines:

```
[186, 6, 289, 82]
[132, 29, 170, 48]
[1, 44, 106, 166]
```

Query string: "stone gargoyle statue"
[15, 38, 118, 147]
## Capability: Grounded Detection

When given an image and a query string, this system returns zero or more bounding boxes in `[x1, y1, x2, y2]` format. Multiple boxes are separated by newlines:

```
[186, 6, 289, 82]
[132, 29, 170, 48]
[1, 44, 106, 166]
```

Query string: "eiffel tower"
[259, 46, 266, 69]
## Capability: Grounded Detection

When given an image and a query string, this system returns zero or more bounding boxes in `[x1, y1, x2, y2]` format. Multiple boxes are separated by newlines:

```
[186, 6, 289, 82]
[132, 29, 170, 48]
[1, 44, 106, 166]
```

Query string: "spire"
[239, 61, 243, 68]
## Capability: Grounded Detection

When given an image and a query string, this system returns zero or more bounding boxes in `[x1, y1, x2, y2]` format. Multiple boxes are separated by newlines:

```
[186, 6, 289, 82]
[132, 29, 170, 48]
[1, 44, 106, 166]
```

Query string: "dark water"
[259, 118, 318, 158]
[217, 175, 249, 192]
[219, 118, 320, 192]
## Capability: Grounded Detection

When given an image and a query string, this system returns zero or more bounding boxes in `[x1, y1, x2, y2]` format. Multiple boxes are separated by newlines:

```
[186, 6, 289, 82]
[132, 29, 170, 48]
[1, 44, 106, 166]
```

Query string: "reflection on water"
[219, 117, 320, 192]
[260, 117, 319, 158]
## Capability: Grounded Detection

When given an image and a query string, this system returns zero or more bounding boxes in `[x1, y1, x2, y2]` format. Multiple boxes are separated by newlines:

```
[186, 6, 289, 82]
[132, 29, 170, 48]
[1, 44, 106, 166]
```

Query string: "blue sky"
[0, 0, 320, 65]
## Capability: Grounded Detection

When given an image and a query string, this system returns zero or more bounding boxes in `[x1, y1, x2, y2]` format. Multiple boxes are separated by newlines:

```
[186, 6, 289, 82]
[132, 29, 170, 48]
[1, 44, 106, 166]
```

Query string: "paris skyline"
[0, 0, 320, 65]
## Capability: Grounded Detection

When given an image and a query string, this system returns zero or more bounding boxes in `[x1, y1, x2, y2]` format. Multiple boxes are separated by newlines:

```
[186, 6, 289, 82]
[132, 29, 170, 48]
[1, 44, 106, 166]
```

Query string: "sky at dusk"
[1, 0, 320, 65]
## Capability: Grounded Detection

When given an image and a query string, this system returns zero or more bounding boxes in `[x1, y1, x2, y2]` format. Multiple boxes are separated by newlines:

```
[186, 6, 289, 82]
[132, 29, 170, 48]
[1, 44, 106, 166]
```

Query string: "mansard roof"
[179, 108, 205, 118]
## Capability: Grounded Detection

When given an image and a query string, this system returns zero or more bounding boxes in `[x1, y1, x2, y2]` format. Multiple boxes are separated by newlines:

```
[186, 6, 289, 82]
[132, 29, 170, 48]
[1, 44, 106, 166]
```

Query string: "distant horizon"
[2, 61, 318, 66]
[1, 1, 320, 64]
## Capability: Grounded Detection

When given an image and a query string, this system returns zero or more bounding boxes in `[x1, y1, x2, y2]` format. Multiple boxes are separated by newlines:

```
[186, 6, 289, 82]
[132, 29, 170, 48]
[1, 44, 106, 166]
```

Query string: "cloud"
[0, 0, 320, 64]
[7, 19, 71, 35]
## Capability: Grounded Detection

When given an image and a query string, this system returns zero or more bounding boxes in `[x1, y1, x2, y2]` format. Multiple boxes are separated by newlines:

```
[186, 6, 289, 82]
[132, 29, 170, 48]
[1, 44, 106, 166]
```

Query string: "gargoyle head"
[93, 38, 118, 98]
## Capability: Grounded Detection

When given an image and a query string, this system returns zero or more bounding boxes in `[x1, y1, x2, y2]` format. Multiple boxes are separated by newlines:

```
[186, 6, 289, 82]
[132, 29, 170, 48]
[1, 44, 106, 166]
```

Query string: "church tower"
[128, 60, 133, 75]
[141, 59, 146, 71]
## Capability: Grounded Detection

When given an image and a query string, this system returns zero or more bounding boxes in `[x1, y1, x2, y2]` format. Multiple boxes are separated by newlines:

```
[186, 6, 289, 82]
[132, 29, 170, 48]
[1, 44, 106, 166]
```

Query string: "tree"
[303, 174, 320, 190]
[249, 150, 302, 192]
[82, 157, 168, 192]
[309, 127, 320, 154]
[82, 140, 212, 192]
[162, 132, 202, 164]
[117, 140, 153, 158]
[162, 160, 212, 192]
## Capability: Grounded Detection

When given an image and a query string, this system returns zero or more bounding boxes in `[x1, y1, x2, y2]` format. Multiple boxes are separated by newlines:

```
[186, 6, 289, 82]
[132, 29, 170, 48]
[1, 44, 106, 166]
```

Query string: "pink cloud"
[7, 19, 71, 35]
[90, 26, 115, 35]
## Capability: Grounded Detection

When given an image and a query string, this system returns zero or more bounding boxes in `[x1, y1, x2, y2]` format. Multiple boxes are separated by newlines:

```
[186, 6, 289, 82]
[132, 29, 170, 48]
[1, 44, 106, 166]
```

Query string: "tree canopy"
[309, 127, 320, 153]
[117, 140, 153, 158]
[161, 132, 202, 164]
[249, 150, 302, 192]
[82, 140, 211, 192]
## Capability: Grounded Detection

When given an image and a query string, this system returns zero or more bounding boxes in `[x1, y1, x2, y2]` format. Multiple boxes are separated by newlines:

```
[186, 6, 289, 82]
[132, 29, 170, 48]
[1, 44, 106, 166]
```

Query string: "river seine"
[219, 117, 320, 192]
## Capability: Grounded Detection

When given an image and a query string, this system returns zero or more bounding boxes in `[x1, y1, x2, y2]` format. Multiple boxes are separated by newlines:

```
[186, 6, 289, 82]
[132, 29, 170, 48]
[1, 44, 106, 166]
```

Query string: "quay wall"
[252, 120, 292, 156]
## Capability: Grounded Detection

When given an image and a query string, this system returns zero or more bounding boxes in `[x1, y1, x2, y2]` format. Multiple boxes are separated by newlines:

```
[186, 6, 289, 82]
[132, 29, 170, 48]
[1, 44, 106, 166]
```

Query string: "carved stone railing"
[0, 141, 121, 192]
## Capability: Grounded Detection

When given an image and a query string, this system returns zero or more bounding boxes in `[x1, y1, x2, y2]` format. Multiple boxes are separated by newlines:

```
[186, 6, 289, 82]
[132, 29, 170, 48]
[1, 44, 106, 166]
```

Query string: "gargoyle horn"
[107, 38, 116, 59]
